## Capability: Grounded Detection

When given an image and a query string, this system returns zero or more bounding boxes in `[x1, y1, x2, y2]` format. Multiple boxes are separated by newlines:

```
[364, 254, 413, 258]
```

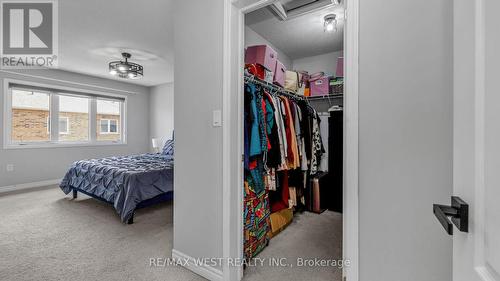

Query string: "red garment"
[271, 170, 290, 213]
[281, 97, 294, 165]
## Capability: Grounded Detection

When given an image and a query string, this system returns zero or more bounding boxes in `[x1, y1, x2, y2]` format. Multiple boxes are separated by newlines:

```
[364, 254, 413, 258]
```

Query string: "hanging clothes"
[318, 114, 329, 172]
[319, 109, 343, 212]
[281, 97, 300, 170]
[246, 83, 260, 158]
[310, 113, 325, 175]
[243, 78, 328, 259]
[264, 93, 281, 169]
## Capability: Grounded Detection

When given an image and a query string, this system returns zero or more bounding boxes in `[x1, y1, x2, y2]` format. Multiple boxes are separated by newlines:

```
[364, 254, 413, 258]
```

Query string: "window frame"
[3, 78, 128, 149]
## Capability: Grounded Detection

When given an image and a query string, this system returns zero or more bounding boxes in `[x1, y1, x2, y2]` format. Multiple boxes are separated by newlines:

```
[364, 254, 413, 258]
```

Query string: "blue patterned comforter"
[60, 153, 174, 222]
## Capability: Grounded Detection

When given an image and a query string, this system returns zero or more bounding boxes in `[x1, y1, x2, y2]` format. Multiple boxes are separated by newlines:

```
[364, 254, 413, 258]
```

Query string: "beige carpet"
[0, 186, 205, 281]
[0, 186, 342, 281]
[243, 211, 343, 281]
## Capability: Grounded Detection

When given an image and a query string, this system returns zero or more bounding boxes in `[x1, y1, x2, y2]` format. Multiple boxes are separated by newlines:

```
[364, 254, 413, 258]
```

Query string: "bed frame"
[71, 188, 174, 224]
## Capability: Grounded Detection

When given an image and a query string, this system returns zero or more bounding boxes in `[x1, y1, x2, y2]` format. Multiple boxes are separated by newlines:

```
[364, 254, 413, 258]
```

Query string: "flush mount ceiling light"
[324, 13, 338, 32]
[109, 52, 143, 79]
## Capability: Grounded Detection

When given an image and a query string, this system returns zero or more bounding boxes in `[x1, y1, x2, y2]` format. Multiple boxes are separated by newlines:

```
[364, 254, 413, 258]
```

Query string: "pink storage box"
[310, 76, 330, 96]
[245, 45, 278, 73]
[336, 57, 344, 77]
[273, 60, 286, 87]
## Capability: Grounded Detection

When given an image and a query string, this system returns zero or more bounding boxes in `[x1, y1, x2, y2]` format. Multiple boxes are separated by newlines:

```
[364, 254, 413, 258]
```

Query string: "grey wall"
[245, 26, 293, 70]
[0, 69, 151, 188]
[174, 0, 454, 280]
[358, 0, 453, 281]
[173, 0, 223, 269]
[150, 82, 174, 151]
[292, 50, 344, 76]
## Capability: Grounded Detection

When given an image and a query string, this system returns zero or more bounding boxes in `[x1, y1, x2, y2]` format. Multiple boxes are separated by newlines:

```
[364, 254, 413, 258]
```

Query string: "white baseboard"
[172, 249, 223, 281]
[0, 179, 61, 194]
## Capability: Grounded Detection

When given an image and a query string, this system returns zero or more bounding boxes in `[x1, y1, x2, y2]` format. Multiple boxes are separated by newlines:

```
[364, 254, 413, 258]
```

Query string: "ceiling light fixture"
[324, 14, 338, 32]
[109, 52, 143, 79]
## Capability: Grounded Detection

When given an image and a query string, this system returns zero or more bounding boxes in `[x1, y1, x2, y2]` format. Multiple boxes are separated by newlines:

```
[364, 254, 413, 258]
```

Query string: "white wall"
[173, 0, 224, 272]
[0, 69, 151, 188]
[150, 82, 174, 150]
[358, 0, 453, 280]
[292, 50, 343, 76]
[245, 26, 293, 70]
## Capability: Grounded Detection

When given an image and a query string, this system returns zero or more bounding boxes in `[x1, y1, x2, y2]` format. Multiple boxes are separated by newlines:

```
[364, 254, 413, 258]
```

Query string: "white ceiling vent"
[269, 0, 340, 21]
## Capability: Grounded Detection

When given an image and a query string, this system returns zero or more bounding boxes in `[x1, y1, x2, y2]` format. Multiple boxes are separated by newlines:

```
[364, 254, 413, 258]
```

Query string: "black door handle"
[433, 196, 468, 235]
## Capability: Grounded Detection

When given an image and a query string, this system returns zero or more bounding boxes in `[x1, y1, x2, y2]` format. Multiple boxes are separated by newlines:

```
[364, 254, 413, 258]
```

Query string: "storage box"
[268, 208, 294, 239]
[273, 60, 286, 87]
[330, 77, 344, 94]
[310, 76, 330, 96]
[245, 45, 278, 72]
[246, 63, 273, 83]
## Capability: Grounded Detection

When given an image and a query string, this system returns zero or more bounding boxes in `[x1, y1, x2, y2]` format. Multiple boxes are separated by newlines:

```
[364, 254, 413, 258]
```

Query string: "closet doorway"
[222, 0, 359, 280]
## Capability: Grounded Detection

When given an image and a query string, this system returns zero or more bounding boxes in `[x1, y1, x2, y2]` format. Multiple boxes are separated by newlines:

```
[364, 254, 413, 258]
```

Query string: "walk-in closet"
[242, 1, 345, 280]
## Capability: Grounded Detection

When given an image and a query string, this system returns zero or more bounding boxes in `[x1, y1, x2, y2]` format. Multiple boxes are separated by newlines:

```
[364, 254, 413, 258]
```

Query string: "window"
[59, 95, 89, 141]
[96, 99, 121, 142]
[4, 80, 126, 148]
[11, 89, 51, 143]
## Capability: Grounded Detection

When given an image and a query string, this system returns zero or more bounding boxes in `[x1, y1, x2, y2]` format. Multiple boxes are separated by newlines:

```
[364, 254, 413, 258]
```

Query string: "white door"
[451, 0, 500, 280]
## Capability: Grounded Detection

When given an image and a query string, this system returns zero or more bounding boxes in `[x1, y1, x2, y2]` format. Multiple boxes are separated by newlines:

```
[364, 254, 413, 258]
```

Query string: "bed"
[60, 140, 174, 224]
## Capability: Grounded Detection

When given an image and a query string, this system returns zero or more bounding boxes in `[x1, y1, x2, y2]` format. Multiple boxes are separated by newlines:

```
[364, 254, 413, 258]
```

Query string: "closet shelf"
[306, 94, 344, 101]
[244, 74, 306, 101]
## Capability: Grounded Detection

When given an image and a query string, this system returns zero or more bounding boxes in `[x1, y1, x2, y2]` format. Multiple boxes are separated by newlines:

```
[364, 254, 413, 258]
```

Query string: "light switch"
[213, 110, 222, 127]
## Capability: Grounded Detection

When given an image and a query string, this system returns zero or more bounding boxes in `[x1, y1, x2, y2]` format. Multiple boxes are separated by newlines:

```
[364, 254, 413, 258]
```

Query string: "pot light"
[324, 14, 338, 32]
[109, 52, 143, 79]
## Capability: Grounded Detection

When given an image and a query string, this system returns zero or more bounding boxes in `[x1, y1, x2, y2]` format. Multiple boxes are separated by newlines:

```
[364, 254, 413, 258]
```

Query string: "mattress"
[60, 153, 174, 222]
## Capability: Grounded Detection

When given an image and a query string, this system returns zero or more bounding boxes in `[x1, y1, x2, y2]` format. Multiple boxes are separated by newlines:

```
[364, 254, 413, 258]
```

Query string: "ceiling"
[57, 0, 174, 87]
[245, 2, 344, 59]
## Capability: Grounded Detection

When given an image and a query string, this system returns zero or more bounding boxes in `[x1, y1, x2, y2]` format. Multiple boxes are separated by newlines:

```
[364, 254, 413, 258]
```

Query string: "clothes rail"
[244, 74, 305, 101]
[306, 94, 343, 101]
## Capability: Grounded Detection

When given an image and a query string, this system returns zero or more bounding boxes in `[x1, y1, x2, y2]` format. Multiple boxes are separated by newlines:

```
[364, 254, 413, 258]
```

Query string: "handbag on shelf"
[285, 70, 310, 95]
[284, 71, 301, 92]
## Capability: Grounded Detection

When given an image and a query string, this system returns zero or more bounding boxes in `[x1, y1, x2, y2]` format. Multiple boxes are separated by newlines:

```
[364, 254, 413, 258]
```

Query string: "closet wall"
[293, 50, 344, 76]
[245, 27, 293, 69]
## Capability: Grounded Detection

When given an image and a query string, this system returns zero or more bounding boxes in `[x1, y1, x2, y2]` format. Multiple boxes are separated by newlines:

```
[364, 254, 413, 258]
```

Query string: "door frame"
[221, 0, 359, 280]
[472, 0, 496, 279]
